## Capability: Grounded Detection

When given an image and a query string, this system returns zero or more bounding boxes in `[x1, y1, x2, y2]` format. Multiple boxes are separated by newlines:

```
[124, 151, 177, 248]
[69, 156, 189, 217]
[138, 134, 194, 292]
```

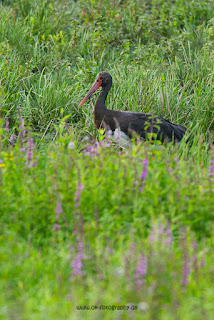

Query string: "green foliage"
[0, 0, 214, 132]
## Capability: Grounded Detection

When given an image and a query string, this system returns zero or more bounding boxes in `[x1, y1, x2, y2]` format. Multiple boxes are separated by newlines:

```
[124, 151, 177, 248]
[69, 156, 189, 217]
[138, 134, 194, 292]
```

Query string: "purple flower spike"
[135, 279, 144, 286]
[182, 260, 190, 286]
[140, 158, 149, 181]
[74, 182, 83, 208]
[142, 158, 148, 167]
[74, 202, 80, 208]
[77, 184, 83, 191]
[165, 224, 173, 245]
[25, 138, 34, 166]
[73, 229, 78, 236]
[135, 253, 147, 284]
[70, 240, 84, 277]
[75, 191, 81, 198]
[5, 119, 9, 132]
[105, 247, 114, 254]
[52, 224, 61, 231]
[200, 256, 205, 268]
[192, 241, 197, 249]
[174, 157, 179, 165]
[208, 158, 214, 178]
[56, 201, 63, 215]
[31, 159, 38, 168]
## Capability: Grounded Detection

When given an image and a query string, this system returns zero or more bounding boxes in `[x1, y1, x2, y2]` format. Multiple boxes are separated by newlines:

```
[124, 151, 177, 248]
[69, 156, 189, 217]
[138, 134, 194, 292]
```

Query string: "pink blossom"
[5, 119, 9, 132]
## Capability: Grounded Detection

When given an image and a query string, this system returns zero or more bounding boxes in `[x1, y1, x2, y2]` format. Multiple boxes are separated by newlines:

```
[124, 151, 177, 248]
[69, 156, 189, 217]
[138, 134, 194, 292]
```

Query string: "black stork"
[78, 71, 187, 143]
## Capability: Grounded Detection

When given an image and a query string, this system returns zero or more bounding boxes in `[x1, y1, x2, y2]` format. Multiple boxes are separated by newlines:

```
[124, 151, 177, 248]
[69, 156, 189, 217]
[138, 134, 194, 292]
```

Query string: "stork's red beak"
[78, 79, 102, 108]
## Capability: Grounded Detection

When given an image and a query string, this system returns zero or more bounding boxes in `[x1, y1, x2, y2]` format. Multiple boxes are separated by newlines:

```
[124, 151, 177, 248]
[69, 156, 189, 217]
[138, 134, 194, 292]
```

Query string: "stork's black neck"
[95, 83, 111, 112]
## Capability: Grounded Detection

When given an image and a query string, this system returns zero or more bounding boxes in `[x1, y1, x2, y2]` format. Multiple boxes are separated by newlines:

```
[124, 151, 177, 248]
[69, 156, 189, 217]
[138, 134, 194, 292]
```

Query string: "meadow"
[0, 0, 214, 319]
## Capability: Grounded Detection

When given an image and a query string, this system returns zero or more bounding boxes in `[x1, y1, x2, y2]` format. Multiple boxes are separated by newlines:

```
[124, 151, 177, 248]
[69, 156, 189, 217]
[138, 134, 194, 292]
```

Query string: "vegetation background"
[0, 0, 214, 319]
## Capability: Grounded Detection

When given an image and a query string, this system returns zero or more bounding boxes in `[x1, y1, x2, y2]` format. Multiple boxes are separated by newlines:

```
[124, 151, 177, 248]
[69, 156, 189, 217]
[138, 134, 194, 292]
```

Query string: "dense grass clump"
[0, 0, 214, 319]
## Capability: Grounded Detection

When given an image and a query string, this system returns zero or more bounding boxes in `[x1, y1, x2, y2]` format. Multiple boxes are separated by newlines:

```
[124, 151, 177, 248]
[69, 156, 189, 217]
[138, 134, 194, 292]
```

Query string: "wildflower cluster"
[70, 240, 84, 277]
[148, 223, 173, 246]
[26, 138, 34, 165]
[84, 139, 112, 157]
[74, 183, 83, 208]
[134, 253, 147, 286]
[139, 158, 149, 192]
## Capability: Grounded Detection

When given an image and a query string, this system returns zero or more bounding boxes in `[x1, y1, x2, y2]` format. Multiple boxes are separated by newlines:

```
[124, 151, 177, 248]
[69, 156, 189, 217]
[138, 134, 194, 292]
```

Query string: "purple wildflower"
[26, 138, 34, 165]
[158, 224, 165, 234]
[74, 183, 83, 208]
[141, 158, 148, 180]
[208, 158, 214, 177]
[192, 241, 198, 272]
[55, 200, 63, 220]
[74, 202, 80, 208]
[77, 184, 83, 191]
[70, 241, 84, 277]
[56, 201, 63, 215]
[20, 148, 25, 152]
[200, 254, 205, 268]
[192, 241, 197, 249]
[73, 229, 78, 236]
[5, 119, 9, 132]
[165, 223, 173, 245]
[139, 158, 149, 192]
[181, 260, 190, 286]
[105, 247, 114, 254]
[148, 227, 156, 243]
[52, 224, 61, 231]
[174, 157, 179, 165]
[181, 231, 191, 286]
[99, 141, 104, 147]
[30, 159, 38, 168]
[10, 134, 14, 142]
[135, 254, 147, 285]
[135, 279, 144, 286]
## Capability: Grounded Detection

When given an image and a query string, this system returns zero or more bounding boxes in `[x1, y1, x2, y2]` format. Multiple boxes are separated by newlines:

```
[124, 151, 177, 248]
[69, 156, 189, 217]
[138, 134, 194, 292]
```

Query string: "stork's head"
[78, 72, 112, 108]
